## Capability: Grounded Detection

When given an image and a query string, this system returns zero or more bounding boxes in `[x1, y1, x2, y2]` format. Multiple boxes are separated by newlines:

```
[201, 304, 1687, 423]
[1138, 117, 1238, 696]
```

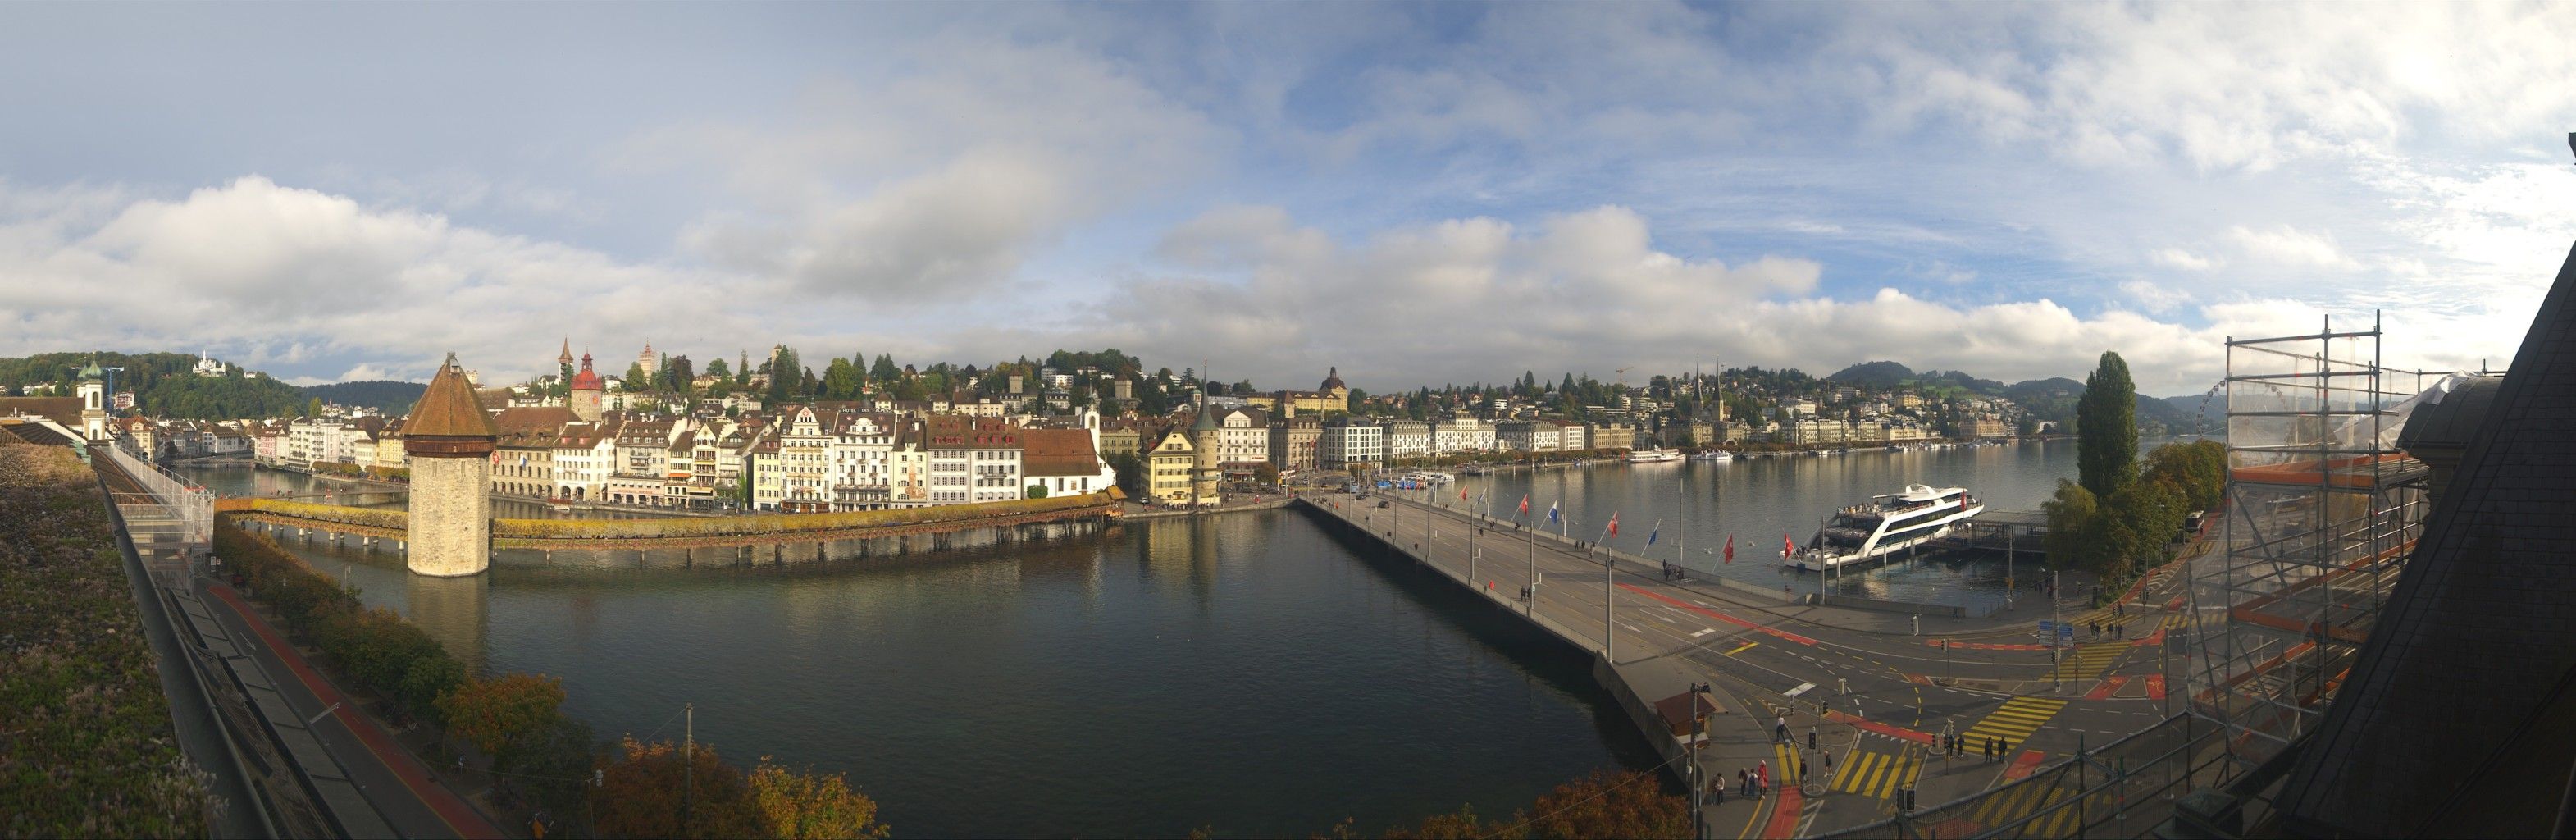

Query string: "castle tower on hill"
[639, 340, 659, 380]
[403, 354, 498, 577]
[570, 352, 604, 422]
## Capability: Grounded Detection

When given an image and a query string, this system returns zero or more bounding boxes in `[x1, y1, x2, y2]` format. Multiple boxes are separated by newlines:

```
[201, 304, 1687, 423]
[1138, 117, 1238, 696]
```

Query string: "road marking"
[1960, 696, 2068, 748]
[1621, 583, 1820, 646]
[1692, 628, 1717, 637]
[1724, 641, 1759, 656]
[1784, 682, 1817, 697]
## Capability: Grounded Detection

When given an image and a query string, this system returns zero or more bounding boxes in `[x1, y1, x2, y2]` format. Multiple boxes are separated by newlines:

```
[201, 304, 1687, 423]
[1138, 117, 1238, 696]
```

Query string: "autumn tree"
[1379, 804, 1492, 839]
[1523, 769, 1689, 839]
[2041, 479, 2103, 572]
[438, 673, 567, 770]
[748, 758, 891, 839]
[593, 737, 763, 839]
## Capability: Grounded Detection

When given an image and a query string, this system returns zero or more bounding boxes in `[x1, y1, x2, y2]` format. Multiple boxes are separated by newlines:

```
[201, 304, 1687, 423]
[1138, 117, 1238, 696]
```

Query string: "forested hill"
[299, 380, 426, 415]
[0, 352, 306, 419]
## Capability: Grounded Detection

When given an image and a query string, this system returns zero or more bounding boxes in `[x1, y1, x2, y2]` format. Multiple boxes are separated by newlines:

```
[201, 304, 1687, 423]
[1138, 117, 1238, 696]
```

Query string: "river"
[177, 440, 2102, 836]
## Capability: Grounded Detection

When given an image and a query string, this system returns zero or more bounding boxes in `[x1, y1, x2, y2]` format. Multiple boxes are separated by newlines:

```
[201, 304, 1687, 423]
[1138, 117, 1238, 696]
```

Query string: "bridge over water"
[216, 490, 1124, 554]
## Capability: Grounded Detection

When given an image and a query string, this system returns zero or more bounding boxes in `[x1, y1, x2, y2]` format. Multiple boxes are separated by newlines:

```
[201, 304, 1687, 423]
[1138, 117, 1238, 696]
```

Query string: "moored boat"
[1785, 484, 1985, 573]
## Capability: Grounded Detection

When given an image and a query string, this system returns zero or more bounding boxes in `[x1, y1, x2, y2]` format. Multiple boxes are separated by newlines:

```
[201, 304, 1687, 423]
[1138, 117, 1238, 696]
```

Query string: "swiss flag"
[1724, 534, 1735, 564]
[1517, 494, 1530, 516]
[1783, 533, 1796, 558]
[1460, 487, 1468, 500]
[1607, 512, 1620, 538]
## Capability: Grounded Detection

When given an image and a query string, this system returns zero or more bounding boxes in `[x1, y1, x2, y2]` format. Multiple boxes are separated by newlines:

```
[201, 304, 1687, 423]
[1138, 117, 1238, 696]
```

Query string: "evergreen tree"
[768, 348, 801, 404]
[737, 351, 753, 385]
[869, 354, 899, 383]
[2077, 351, 2138, 498]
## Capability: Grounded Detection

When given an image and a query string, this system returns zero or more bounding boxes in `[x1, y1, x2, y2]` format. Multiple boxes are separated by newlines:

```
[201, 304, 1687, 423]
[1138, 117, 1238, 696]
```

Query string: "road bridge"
[1299, 489, 2205, 838]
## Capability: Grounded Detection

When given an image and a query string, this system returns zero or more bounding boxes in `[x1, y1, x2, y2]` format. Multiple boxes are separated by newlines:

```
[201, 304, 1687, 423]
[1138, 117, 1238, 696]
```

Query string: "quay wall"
[1291, 497, 1692, 785]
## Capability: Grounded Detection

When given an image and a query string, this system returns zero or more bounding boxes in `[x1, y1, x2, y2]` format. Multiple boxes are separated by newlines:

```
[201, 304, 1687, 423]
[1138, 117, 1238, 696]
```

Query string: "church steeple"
[558, 337, 574, 366]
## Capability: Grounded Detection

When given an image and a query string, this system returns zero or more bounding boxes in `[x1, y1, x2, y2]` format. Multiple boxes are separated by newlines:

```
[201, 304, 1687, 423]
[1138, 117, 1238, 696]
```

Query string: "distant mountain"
[302, 380, 426, 415]
[1827, 360, 1915, 389]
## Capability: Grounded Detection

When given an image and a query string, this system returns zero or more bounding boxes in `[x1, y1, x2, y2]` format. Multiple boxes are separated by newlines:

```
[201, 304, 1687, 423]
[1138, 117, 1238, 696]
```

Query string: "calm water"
[193, 462, 1653, 838]
[178, 441, 2100, 834]
[1445, 441, 2096, 613]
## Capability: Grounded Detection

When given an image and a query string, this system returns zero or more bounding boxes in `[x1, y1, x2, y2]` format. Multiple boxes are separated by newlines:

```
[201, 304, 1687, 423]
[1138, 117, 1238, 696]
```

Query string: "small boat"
[1689, 450, 1735, 463]
[1628, 448, 1684, 463]
[1785, 484, 1986, 573]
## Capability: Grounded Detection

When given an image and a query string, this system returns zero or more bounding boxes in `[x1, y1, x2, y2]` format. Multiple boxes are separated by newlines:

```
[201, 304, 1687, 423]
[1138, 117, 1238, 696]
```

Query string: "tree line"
[2043, 352, 2227, 600]
[217, 524, 890, 838]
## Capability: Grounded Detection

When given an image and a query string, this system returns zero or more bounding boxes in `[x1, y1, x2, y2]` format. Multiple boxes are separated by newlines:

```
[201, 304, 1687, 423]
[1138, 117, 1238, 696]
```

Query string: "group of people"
[1660, 561, 1688, 581]
[2090, 619, 2130, 639]
[1724, 761, 1772, 800]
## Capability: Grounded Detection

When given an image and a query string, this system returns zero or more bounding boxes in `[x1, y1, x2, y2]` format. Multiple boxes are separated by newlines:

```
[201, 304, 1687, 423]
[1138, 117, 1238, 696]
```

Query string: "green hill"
[301, 380, 426, 415]
[0, 352, 305, 419]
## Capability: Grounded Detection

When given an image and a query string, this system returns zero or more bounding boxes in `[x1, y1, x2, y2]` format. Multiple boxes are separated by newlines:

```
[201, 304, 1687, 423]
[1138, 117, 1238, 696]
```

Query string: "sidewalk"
[202, 582, 508, 839]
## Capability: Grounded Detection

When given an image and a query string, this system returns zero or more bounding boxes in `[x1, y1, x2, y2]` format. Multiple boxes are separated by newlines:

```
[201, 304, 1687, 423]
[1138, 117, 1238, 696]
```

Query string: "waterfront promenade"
[1298, 489, 2200, 838]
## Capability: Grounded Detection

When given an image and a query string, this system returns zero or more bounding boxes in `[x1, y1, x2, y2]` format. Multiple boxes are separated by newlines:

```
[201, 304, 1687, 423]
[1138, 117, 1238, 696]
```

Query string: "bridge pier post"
[683, 546, 693, 566]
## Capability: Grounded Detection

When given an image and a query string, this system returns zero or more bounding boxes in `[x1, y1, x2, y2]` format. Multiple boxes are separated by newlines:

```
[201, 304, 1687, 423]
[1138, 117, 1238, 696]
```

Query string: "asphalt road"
[1314, 491, 2202, 837]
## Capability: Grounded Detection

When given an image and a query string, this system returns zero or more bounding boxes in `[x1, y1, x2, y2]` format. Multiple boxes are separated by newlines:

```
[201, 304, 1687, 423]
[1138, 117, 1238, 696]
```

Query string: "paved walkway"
[201, 581, 508, 839]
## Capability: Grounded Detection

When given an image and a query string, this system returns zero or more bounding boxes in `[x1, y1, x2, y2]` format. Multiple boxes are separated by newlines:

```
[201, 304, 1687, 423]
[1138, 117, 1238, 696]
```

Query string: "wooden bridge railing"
[216, 487, 1126, 543]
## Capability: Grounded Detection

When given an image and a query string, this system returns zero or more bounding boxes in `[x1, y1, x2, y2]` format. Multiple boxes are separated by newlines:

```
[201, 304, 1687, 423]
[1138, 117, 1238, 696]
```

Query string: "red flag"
[1607, 512, 1621, 538]
[1460, 486, 1469, 500]
[1783, 533, 1796, 557]
[1724, 533, 1735, 564]
[1517, 494, 1530, 515]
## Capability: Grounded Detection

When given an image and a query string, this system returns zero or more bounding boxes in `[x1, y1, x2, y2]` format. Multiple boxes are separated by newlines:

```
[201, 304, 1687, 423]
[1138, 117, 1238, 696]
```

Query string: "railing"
[105, 439, 213, 550]
[217, 487, 1124, 542]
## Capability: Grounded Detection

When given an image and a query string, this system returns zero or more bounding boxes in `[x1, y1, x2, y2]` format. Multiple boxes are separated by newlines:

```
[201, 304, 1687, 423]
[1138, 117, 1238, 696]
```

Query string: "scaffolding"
[2186, 313, 2438, 787]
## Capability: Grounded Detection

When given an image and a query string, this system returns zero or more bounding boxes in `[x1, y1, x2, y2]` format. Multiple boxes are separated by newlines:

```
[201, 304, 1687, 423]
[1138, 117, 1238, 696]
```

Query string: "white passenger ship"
[1785, 484, 1985, 573]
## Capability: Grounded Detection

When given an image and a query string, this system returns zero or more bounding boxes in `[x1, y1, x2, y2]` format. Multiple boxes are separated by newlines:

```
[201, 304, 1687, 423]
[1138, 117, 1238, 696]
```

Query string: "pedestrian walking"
[1712, 779, 1724, 807]
[1798, 756, 1808, 784]
[2002, 738, 2014, 759]
[1739, 769, 1749, 796]
[1824, 750, 1834, 775]
[1776, 715, 1790, 743]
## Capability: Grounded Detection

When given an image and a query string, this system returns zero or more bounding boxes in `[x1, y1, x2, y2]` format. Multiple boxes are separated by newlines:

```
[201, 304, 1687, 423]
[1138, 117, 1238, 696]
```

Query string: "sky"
[2, 2, 2573, 397]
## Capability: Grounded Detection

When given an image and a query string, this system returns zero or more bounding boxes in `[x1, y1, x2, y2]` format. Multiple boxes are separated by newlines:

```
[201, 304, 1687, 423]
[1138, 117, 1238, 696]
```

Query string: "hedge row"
[0, 439, 212, 837]
[215, 525, 464, 721]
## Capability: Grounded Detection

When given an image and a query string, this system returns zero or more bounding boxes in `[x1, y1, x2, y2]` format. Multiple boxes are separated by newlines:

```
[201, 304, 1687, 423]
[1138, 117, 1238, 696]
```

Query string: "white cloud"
[2225, 224, 2359, 269]
[627, 38, 1226, 301]
[1080, 204, 2267, 394]
[2150, 249, 2216, 271]
[2119, 279, 2192, 314]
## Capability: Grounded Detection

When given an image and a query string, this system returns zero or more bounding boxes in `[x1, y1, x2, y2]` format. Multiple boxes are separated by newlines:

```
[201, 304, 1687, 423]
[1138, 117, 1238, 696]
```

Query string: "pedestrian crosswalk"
[1826, 747, 1923, 801]
[2051, 642, 2130, 680]
[1961, 696, 2066, 750]
[1771, 742, 1813, 789]
[1966, 776, 2116, 837]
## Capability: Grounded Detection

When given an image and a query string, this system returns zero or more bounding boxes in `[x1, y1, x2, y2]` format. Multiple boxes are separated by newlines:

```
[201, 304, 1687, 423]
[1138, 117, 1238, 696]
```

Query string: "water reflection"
[257, 509, 1652, 838]
[406, 573, 489, 673]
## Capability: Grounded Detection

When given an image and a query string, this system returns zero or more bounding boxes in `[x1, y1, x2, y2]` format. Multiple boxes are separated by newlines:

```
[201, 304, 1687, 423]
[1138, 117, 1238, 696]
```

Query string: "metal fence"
[1820, 713, 2236, 839]
[104, 438, 213, 567]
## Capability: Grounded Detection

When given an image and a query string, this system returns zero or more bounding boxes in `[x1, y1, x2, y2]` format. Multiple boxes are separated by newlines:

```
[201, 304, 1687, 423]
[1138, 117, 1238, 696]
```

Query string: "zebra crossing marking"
[1960, 696, 2066, 747]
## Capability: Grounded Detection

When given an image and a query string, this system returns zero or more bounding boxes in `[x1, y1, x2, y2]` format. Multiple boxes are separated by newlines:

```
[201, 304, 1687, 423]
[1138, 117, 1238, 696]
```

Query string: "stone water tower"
[403, 354, 497, 577]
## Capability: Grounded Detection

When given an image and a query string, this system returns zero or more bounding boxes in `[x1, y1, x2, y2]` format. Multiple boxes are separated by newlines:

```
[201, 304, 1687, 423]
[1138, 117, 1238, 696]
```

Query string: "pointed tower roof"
[405, 353, 498, 439]
[1191, 390, 1219, 431]
[571, 352, 604, 392]
[77, 358, 104, 381]
[559, 337, 575, 365]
